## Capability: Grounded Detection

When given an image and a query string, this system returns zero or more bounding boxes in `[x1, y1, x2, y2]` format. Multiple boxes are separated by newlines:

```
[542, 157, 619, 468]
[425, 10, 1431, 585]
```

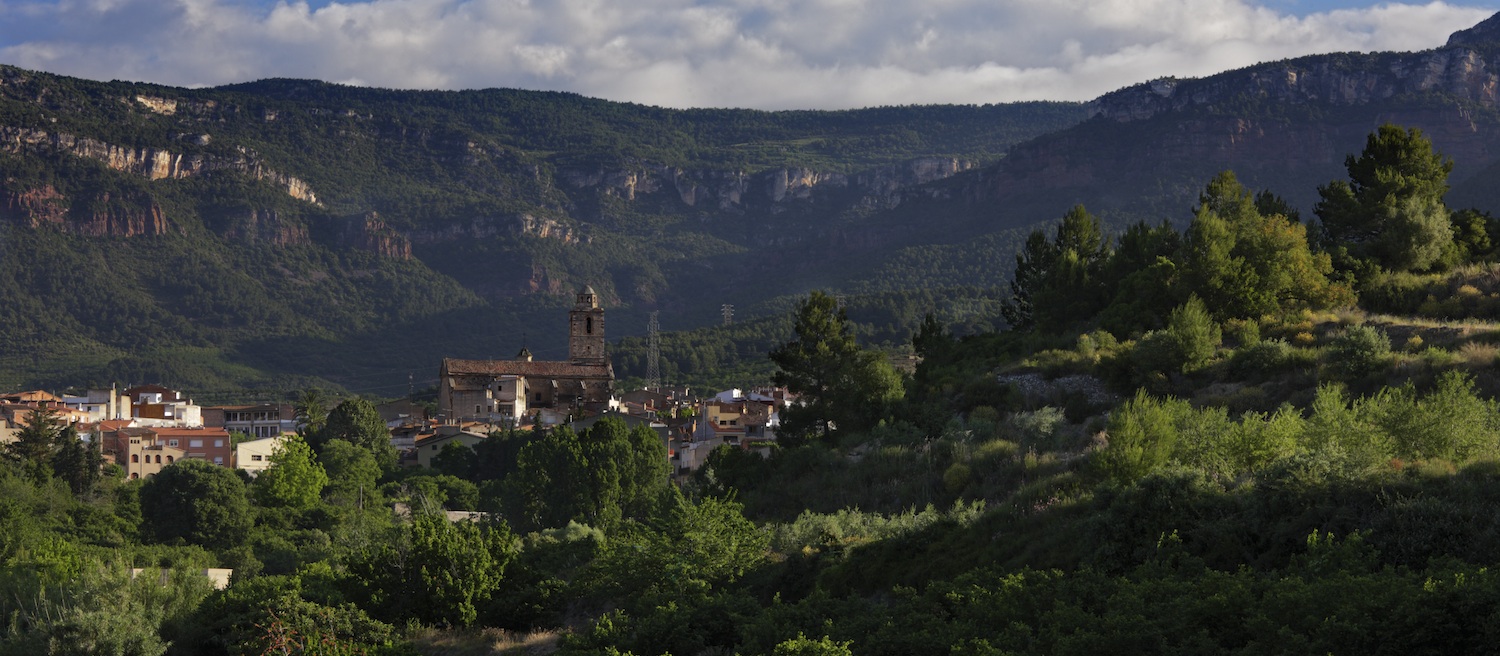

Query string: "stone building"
[438, 286, 614, 425]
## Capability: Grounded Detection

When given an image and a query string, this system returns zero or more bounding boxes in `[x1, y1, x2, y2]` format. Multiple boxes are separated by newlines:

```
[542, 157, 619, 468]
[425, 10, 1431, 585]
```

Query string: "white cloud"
[0, 0, 1492, 109]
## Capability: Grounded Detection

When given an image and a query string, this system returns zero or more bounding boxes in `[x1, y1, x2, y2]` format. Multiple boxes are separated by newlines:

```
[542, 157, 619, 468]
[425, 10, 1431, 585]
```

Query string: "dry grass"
[408, 627, 562, 656]
[1458, 342, 1500, 368]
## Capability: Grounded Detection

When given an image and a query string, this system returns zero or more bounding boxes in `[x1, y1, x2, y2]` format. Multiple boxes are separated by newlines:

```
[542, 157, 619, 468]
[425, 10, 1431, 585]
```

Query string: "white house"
[235, 435, 287, 477]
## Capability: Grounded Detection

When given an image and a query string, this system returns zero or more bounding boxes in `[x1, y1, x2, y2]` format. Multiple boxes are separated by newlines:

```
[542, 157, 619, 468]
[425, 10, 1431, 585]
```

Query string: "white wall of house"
[236, 436, 287, 477]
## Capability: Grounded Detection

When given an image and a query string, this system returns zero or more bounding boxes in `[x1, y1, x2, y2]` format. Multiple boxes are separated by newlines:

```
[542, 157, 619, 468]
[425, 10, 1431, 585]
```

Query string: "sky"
[0, 0, 1495, 110]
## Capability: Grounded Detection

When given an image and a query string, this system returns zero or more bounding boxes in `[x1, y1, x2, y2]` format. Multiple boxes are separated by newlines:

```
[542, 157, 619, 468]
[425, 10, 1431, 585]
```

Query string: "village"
[0, 286, 793, 483]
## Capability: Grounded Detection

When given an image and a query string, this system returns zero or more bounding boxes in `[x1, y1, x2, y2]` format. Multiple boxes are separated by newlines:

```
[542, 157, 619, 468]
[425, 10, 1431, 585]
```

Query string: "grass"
[407, 627, 562, 656]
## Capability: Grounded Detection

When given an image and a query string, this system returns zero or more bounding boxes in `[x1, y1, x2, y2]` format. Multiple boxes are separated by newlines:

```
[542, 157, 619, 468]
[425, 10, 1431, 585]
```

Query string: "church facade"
[439, 286, 614, 424]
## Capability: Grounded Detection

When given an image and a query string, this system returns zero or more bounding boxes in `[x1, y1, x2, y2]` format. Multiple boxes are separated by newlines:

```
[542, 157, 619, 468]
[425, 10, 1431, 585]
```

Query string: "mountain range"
[7, 12, 1500, 398]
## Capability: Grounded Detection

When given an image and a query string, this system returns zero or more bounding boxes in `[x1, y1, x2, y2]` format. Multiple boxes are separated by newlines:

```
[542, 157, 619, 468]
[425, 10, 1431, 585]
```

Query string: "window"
[251, 454, 263, 461]
[166, 456, 173, 463]
[168, 439, 179, 447]
[130, 473, 138, 480]
[154, 455, 161, 463]
[214, 440, 224, 448]
[586, 317, 593, 334]
[131, 454, 139, 463]
[476, 405, 481, 414]
[189, 440, 202, 448]
[213, 457, 223, 464]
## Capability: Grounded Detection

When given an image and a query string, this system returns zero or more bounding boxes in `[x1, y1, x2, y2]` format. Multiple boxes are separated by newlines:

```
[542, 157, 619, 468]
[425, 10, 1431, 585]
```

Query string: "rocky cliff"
[0, 126, 318, 204]
[969, 17, 1500, 225]
[1, 184, 170, 237]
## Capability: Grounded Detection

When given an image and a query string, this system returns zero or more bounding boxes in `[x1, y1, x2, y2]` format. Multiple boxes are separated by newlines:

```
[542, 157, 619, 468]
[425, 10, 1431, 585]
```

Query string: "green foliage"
[347, 514, 517, 627]
[6, 406, 62, 483]
[321, 399, 395, 472]
[254, 434, 328, 509]
[771, 291, 904, 444]
[1002, 205, 1110, 330]
[1181, 171, 1349, 319]
[138, 459, 251, 550]
[318, 439, 382, 507]
[1324, 324, 1391, 381]
[1316, 124, 1455, 271]
[1166, 296, 1222, 371]
[1096, 391, 1185, 484]
[0, 564, 213, 656]
[774, 634, 855, 656]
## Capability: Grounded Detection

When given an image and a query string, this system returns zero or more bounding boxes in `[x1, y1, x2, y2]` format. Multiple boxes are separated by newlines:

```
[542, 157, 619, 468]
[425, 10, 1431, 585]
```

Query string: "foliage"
[254, 434, 329, 509]
[321, 399, 395, 472]
[347, 514, 517, 627]
[1324, 324, 1391, 381]
[138, 459, 251, 550]
[1316, 124, 1455, 271]
[771, 291, 904, 444]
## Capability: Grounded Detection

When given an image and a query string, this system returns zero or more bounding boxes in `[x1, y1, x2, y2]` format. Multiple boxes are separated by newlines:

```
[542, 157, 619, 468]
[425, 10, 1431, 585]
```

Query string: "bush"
[1167, 296, 1222, 370]
[1325, 325, 1391, 381]
[1230, 339, 1294, 379]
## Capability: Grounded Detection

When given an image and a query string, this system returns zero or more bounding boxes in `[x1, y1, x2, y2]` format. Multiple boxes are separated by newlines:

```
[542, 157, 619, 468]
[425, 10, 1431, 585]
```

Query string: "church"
[438, 286, 615, 425]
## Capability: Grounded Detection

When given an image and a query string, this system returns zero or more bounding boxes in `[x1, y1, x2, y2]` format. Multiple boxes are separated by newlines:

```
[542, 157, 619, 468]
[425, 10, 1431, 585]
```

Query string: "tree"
[431, 441, 478, 480]
[294, 388, 329, 441]
[319, 438, 382, 508]
[348, 514, 516, 627]
[253, 434, 328, 509]
[8, 405, 62, 482]
[508, 426, 591, 532]
[770, 291, 903, 444]
[1315, 124, 1455, 271]
[51, 423, 102, 496]
[323, 398, 395, 471]
[1002, 205, 1110, 330]
[1183, 171, 1350, 319]
[138, 459, 252, 550]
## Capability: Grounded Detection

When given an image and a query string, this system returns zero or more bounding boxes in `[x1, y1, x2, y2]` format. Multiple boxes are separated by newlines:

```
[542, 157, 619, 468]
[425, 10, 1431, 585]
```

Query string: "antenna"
[721, 304, 734, 326]
[646, 311, 661, 392]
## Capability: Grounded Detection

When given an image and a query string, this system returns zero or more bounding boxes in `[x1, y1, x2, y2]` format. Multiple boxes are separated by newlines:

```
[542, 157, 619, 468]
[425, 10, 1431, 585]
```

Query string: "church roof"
[443, 358, 611, 379]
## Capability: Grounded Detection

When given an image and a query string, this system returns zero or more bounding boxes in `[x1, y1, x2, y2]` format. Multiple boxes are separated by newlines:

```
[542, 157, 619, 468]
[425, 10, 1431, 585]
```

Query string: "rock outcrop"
[0, 126, 319, 205]
[219, 209, 310, 247]
[0, 184, 170, 237]
[338, 212, 412, 260]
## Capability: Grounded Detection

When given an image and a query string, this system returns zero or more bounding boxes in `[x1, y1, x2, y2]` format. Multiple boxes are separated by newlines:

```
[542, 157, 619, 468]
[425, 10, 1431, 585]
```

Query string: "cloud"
[0, 0, 1492, 109]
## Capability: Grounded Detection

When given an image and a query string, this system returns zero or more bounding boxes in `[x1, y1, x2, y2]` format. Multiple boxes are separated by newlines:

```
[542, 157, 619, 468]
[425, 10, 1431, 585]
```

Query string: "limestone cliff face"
[557, 156, 974, 214]
[220, 209, 310, 247]
[339, 213, 412, 260]
[974, 27, 1500, 223]
[410, 214, 584, 245]
[0, 184, 170, 237]
[1093, 47, 1500, 123]
[0, 126, 319, 205]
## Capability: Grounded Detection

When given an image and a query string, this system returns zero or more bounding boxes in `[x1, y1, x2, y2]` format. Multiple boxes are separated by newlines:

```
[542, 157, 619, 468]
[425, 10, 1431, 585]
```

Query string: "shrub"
[1325, 325, 1391, 381]
[1167, 296, 1222, 370]
[1230, 339, 1293, 379]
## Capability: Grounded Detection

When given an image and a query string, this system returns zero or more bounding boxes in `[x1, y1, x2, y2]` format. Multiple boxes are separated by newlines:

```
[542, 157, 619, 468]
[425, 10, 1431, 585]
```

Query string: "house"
[101, 426, 234, 479]
[60, 386, 129, 422]
[414, 425, 489, 469]
[438, 286, 614, 426]
[236, 435, 287, 477]
[204, 403, 297, 439]
[122, 385, 203, 427]
[377, 399, 428, 428]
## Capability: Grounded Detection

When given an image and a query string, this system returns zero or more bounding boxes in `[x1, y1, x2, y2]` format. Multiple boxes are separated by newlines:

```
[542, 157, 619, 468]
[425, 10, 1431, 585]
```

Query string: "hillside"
[13, 11, 1500, 395]
[0, 66, 1085, 394]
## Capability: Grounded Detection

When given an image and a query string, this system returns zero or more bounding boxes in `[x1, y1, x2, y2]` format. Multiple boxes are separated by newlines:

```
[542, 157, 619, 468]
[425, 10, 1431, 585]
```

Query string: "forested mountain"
[11, 11, 1500, 395]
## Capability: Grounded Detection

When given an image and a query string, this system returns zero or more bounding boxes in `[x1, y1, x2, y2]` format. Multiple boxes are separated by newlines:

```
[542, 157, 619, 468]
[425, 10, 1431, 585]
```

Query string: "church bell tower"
[569, 285, 606, 366]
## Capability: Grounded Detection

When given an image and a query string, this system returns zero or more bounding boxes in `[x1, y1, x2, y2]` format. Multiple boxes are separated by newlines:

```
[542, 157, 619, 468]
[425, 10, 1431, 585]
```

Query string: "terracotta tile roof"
[443, 358, 611, 379]
[149, 427, 231, 437]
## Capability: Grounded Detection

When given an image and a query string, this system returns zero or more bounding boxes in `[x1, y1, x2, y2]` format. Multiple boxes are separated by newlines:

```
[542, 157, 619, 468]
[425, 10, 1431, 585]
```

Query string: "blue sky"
[0, 1, 1495, 109]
